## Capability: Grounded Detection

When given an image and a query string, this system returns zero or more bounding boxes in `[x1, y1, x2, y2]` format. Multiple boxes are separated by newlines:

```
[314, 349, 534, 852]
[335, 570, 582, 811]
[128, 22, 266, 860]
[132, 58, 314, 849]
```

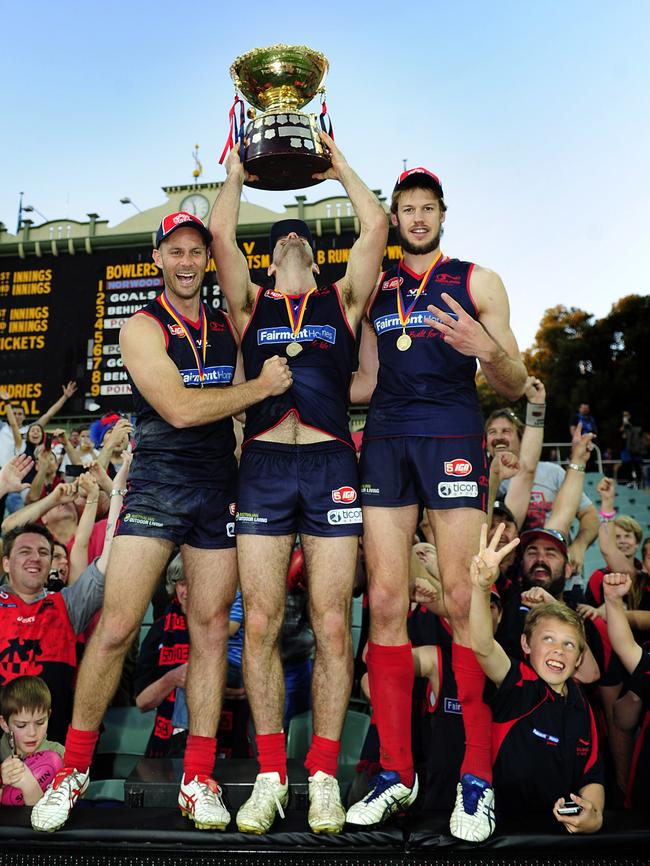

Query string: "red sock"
[367, 641, 414, 788]
[305, 734, 340, 778]
[256, 732, 287, 783]
[452, 643, 492, 783]
[183, 735, 217, 780]
[63, 727, 100, 773]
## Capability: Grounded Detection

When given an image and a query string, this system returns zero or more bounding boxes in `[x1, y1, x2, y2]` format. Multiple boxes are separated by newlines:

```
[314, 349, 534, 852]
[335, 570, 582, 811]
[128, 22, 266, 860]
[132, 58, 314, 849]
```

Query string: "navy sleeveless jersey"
[127, 295, 237, 487]
[364, 258, 484, 437]
[241, 284, 355, 447]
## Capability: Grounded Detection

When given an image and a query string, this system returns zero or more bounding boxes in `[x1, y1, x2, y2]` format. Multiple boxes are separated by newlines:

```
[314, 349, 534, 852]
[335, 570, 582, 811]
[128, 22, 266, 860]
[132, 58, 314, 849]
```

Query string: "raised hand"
[521, 586, 556, 607]
[603, 571, 632, 601]
[62, 381, 77, 399]
[596, 476, 615, 501]
[312, 130, 347, 182]
[470, 522, 520, 591]
[524, 376, 546, 404]
[0, 454, 34, 494]
[226, 145, 258, 183]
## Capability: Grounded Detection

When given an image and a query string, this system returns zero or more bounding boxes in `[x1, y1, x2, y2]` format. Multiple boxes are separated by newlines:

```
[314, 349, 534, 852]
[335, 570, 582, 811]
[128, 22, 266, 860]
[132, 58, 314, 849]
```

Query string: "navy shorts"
[360, 436, 488, 511]
[236, 440, 362, 537]
[115, 477, 237, 549]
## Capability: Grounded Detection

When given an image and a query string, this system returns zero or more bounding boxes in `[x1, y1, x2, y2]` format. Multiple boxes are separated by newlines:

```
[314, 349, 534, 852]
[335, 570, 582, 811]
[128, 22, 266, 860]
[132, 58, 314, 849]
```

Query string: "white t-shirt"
[499, 461, 593, 530]
[0, 422, 26, 468]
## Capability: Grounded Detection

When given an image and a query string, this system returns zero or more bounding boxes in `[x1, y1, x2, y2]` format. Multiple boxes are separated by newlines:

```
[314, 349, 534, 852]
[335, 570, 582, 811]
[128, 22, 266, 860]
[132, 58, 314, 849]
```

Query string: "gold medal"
[286, 341, 303, 357]
[396, 332, 412, 352]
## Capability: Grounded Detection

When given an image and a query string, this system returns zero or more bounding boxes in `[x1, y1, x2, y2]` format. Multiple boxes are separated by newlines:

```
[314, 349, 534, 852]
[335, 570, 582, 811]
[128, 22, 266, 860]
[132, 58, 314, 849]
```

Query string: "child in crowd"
[603, 571, 650, 811]
[470, 523, 604, 835]
[0, 676, 64, 806]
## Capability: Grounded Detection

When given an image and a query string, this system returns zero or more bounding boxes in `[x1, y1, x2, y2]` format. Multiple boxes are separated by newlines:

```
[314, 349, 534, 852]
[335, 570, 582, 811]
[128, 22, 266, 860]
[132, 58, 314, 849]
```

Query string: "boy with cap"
[210, 134, 387, 834]
[32, 212, 292, 833]
[347, 167, 526, 840]
[470, 523, 604, 834]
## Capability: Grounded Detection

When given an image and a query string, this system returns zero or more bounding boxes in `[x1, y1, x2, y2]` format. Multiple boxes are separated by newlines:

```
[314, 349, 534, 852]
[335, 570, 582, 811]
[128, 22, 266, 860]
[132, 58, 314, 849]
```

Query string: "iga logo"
[327, 508, 363, 525]
[229, 502, 236, 516]
[264, 289, 284, 300]
[331, 486, 357, 504]
[444, 459, 472, 477]
[381, 276, 403, 290]
[167, 324, 185, 337]
[438, 481, 478, 498]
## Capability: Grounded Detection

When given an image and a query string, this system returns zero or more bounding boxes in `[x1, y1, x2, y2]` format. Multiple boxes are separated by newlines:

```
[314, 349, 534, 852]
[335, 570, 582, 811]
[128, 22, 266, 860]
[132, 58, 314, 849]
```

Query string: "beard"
[522, 561, 566, 598]
[396, 222, 442, 256]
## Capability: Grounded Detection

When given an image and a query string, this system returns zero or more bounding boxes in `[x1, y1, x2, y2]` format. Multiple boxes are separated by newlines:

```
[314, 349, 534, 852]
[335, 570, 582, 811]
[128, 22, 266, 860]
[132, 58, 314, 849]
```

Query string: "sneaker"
[345, 770, 418, 826]
[236, 771, 289, 834]
[31, 767, 89, 832]
[449, 773, 496, 842]
[178, 773, 230, 830]
[308, 771, 345, 834]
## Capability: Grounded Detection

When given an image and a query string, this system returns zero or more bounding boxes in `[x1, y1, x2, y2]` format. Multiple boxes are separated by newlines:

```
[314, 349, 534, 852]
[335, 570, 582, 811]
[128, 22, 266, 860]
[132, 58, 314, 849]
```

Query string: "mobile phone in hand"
[557, 802, 582, 815]
[66, 464, 85, 478]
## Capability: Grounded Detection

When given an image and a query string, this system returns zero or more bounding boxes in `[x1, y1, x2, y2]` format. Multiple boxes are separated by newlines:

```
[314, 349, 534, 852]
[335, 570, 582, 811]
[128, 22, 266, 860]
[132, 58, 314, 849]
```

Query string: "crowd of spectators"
[0, 380, 648, 830]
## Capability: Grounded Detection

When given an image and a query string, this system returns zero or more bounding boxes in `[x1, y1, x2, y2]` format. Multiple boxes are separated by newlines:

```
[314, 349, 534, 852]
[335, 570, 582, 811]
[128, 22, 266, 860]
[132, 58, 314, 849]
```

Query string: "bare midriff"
[254, 410, 335, 445]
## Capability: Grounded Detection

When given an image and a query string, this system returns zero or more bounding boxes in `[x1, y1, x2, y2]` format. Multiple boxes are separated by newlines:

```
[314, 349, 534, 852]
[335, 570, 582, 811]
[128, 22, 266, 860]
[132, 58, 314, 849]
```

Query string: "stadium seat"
[92, 706, 156, 783]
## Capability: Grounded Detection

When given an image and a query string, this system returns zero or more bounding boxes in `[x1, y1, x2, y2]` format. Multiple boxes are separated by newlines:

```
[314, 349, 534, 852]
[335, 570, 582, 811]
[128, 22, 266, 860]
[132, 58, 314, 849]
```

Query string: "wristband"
[525, 402, 546, 427]
[85, 498, 99, 505]
[599, 509, 616, 519]
[110, 488, 127, 498]
[568, 462, 585, 473]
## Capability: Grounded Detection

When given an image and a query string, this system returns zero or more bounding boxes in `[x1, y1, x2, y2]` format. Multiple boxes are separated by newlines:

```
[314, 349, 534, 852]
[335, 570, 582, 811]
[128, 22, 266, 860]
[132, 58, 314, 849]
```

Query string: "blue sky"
[2, 0, 648, 350]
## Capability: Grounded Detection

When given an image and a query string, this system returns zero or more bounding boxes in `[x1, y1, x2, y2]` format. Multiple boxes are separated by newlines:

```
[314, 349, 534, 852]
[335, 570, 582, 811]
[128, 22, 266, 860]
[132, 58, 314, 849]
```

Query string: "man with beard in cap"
[347, 167, 526, 841]
[31, 211, 292, 833]
[210, 135, 387, 834]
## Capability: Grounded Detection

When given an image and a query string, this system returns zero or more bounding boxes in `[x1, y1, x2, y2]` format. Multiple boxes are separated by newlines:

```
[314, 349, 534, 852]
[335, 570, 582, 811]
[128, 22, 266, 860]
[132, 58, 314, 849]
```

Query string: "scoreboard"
[0, 233, 402, 419]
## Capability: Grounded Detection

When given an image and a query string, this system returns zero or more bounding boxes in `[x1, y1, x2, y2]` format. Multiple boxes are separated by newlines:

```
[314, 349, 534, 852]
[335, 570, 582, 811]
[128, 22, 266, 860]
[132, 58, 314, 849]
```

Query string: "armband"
[599, 509, 616, 523]
[525, 402, 546, 427]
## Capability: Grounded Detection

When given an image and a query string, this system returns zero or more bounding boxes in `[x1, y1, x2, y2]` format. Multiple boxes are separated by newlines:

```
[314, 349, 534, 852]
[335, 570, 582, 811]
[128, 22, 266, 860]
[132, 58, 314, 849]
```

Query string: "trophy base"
[242, 111, 331, 191]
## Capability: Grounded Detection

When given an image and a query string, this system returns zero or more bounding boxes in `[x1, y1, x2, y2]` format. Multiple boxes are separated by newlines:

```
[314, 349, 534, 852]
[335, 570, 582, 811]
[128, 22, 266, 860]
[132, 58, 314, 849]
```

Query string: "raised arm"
[314, 132, 388, 325]
[1, 481, 77, 534]
[209, 148, 258, 331]
[52, 428, 81, 466]
[350, 317, 379, 404]
[34, 381, 77, 428]
[0, 390, 23, 452]
[545, 429, 594, 538]
[120, 313, 292, 429]
[96, 451, 132, 575]
[96, 418, 133, 470]
[426, 268, 527, 400]
[69, 472, 100, 584]
[469, 523, 520, 686]
[603, 572, 643, 674]
[502, 377, 546, 526]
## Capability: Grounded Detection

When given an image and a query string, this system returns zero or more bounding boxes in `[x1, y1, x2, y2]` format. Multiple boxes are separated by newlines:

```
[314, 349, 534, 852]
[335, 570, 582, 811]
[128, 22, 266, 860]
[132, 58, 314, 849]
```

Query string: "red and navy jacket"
[0, 589, 77, 743]
[240, 284, 356, 447]
[127, 296, 238, 487]
[490, 658, 604, 814]
[364, 258, 484, 439]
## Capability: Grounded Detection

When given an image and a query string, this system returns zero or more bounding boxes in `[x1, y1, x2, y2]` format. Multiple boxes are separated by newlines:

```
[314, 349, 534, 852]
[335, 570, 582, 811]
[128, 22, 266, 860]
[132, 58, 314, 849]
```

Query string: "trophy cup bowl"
[230, 44, 332, 190]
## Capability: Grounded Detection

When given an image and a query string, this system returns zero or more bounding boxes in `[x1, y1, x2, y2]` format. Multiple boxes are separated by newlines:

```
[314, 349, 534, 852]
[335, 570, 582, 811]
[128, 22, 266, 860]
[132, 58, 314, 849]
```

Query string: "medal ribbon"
[283, 288, 316, 342]
[159, 291, 207, 383]
[396, 251, 444, 330]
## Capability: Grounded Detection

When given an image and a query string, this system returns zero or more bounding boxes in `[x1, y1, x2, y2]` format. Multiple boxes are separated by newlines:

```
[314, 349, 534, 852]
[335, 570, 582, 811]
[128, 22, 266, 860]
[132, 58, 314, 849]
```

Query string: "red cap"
[155, 211, 212, 249]
[393, 167, 444, 197]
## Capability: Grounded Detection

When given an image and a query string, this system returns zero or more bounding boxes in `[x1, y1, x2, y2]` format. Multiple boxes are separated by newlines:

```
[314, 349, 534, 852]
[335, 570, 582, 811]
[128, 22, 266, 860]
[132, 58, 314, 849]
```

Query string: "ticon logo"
[444, 459, 472, 477]
[327, 508, 363, 525]
[331, 486, 357, 504]
[438, 482, 478, 498]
